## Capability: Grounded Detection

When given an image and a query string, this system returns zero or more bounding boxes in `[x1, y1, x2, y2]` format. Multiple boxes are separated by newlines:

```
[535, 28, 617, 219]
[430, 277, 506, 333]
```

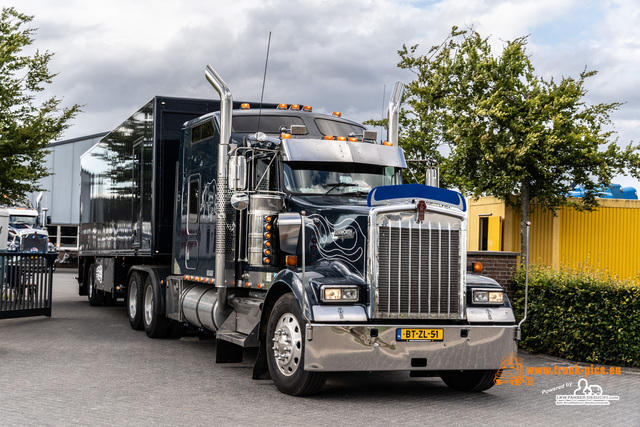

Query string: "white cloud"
[3, 0, 639, 175]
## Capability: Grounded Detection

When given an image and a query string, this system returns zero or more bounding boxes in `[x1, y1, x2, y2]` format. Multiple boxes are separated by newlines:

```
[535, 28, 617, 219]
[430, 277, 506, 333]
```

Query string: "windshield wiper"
[322, 182, 358, 195]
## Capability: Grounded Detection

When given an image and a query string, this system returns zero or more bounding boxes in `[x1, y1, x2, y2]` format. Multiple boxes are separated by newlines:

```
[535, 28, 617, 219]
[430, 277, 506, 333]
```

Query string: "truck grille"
[374, 219, 462, 319]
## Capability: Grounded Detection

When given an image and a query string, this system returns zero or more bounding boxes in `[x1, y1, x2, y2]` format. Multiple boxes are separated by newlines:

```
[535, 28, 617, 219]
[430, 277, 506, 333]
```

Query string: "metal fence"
[0, 253, 56, 319]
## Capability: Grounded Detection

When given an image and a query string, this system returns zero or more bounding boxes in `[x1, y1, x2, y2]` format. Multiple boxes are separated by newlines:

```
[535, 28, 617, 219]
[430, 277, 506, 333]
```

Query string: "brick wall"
[467, 251, 520, 299]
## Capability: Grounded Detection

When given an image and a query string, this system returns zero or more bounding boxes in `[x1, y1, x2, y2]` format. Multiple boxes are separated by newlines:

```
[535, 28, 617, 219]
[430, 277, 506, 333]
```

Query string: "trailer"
[78, 68, 519, 396]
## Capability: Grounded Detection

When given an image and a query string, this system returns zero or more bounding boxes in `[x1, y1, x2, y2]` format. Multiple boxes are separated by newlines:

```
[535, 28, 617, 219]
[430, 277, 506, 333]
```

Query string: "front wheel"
[266, 293, 326, 396]
[439, 370, 499, 392]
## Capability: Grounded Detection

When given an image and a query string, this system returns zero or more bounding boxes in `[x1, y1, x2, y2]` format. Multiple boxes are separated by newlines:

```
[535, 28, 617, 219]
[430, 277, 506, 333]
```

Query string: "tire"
[87, 264, 103, 306]
[439, 369, 499, 392]
[266, 293, 326, 396]
[127, 272, 145, 330]
[142, 275, 170, 338]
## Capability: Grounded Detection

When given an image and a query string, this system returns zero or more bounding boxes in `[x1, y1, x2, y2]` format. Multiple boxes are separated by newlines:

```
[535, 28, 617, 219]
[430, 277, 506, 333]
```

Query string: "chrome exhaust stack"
[387, 82, 404, 146]
[205, 65, 233, 311]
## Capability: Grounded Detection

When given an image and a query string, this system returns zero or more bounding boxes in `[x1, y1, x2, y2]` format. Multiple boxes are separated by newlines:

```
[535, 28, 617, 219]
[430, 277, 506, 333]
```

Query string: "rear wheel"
[143, 275, 170, 338]
[439, 370, 498, 392]
[266, 293, 326, 396]
[87, 264, 103, 306]
[127, 272, 144, 330]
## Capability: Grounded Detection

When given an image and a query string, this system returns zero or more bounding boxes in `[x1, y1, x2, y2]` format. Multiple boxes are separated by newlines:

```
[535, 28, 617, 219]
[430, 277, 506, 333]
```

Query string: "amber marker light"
[285, 255, 298, 267]
[290, 104, 301, 110]
[337, 136, 347, 141]
[348, 137, 357, 142]
[472, 262, 484, 274]
[332, 111, 342, 117]
[303, 105, 313, 112]
[277, 103, 288, 109]
[324, 135, 335, 140]
[383, 141, 393, 146]
[281, 133, 291, 139]
[240, 103, 251, 110]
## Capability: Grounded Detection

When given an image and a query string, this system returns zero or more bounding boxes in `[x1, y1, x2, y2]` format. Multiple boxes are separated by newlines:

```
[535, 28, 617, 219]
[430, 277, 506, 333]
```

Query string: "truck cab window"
[253, 155, 277, 191]
[188, 177, 200, 223]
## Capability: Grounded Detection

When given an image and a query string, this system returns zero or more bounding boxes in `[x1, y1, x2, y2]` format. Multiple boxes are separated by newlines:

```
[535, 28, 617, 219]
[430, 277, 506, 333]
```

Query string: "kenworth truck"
[77, 66, 518, 396]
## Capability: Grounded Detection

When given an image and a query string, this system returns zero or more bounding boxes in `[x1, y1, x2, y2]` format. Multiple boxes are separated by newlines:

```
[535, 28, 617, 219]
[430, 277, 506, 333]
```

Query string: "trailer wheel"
[439, 370, 498, 392]
[266, 293, 326, 396]
[127, 272, 144, 330]
[87, 264, 103, 306]
[142, 275, 170, 338]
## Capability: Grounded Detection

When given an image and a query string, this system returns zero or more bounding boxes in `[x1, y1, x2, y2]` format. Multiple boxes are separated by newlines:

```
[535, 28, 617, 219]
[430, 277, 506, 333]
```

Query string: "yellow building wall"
[468, 197, 640, 281]
[558, 199, 640, 280]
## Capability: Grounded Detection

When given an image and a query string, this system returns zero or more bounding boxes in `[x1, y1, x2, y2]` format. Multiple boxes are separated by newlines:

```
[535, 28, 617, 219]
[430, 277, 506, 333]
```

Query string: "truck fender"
[252, 269, 307, 380]
[252, 263, 363, 380]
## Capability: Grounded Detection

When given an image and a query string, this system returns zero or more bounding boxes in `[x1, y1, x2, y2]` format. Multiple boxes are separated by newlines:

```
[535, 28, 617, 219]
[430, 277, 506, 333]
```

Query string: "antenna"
[257, 31, 272, 131]
[380, 84, 386, 143]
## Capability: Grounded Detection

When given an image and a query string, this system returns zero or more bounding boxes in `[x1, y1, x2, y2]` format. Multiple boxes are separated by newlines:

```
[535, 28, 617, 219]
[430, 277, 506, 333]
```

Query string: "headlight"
[321, 286, 359, 303]
[472, 289, 504, 304]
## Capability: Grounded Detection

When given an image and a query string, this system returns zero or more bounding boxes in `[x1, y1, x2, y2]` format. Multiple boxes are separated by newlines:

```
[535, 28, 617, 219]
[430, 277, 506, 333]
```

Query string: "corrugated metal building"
[468, 196, 640, 281]
[27, 132, 108, 251]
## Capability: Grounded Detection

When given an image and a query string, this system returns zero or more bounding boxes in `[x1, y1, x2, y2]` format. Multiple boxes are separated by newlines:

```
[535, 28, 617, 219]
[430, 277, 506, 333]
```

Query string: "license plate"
[396, 328, 444, 341]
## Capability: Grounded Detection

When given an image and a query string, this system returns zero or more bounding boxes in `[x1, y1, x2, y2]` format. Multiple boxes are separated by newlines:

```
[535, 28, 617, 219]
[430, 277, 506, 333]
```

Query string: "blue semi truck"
[77, 66, 519, 395]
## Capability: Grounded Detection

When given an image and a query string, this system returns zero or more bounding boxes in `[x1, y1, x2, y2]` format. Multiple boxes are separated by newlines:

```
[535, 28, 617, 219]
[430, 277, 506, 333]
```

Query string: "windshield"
[283, 162, 401, 195]
[10, 215, 38, 227]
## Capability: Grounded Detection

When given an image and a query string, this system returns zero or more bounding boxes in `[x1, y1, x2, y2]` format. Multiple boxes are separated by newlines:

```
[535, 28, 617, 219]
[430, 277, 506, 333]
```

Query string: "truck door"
[185, 175, 200, 269]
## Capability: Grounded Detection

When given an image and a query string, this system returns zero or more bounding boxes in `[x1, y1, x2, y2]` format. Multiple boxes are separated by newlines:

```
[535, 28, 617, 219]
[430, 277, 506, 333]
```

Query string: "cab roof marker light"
[281, 133, 291, 139]
[337, 136, 347, 141]
[290, 104, 301, 111]
[348, 137, 357, 142]
[324, 136, 335, 140]
[240, 103, 250, 110]
[332, 111, 342, 117]
[383, 141, 393, 146]
[277, 103, 288, 110]
[303, 105, 312, 112]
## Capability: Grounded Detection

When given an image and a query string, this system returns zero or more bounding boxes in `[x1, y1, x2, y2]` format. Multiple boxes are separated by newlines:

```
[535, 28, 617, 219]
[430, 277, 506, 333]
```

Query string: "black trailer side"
[77, 97, 224, 301]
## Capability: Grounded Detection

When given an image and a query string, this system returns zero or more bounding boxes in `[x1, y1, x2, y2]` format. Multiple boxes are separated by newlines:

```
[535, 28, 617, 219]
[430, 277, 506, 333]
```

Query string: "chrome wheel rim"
[144, 284, 153, 326]
[128, 281, 137, 318]
[271, 312, 303, 376]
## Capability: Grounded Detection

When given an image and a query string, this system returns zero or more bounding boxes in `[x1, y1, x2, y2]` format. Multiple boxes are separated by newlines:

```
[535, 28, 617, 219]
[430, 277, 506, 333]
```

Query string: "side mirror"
[230, 193, 249, 211]
[228, 155, 247, 191]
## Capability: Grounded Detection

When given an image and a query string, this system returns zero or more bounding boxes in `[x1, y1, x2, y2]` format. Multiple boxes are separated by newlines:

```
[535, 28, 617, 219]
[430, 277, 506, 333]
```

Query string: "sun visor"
[281, 139, 406, 168]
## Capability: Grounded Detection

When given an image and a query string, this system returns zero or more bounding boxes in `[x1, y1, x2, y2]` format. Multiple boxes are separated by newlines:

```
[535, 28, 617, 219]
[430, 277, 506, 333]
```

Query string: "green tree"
[0, 7, 81, 205]
[396, 27, 640, 259]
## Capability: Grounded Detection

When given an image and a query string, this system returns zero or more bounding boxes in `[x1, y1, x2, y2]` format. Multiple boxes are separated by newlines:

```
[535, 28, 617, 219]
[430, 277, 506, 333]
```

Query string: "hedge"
[511, 265, 640, 367]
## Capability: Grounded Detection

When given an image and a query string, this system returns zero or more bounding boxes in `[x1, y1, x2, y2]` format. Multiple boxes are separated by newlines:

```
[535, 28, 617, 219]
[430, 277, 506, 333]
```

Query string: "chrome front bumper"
[304, 324, 517, 371]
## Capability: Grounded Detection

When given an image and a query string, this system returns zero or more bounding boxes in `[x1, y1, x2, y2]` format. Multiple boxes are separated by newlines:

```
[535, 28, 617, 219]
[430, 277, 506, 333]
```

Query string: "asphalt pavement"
[1, 269, 639, 426]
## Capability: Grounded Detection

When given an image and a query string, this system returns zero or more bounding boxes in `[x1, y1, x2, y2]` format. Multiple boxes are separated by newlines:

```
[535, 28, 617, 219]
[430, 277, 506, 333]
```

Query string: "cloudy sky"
[6, 0, 640, 186]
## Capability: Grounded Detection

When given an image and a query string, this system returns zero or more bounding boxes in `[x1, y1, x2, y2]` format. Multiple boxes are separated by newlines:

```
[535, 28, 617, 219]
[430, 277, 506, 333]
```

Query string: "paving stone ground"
[1, 269, 638, 426]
